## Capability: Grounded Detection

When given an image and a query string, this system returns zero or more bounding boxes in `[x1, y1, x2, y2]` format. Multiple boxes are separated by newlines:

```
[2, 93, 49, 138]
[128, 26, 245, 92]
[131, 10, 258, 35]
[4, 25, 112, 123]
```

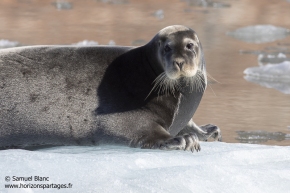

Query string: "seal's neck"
[143, 41, 164, 77]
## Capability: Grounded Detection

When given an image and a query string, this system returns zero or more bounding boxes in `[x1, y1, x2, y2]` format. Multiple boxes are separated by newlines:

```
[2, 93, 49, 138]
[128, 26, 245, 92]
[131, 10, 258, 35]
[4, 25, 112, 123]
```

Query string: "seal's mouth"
[145, 70, 206, 100]
[165, 62, 198, 80]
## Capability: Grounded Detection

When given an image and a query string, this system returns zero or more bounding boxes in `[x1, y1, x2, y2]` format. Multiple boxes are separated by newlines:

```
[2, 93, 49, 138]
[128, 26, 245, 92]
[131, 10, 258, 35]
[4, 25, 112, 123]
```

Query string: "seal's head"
[145, 25, 206, 97]
[155, 25, 203, 80]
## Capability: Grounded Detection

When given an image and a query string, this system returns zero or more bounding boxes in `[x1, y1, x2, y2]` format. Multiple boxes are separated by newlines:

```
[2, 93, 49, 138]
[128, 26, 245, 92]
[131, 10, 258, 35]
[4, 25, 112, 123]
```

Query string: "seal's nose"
[174, 59, 185, 69]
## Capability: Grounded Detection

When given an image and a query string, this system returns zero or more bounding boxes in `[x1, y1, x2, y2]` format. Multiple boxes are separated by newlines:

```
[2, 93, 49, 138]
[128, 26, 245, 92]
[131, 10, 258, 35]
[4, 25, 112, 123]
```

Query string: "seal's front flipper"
[200, 124, 222, 142]
[129, 124, 200, 152]
[177, 120, 222, 142]
[159, 133, 200, 152]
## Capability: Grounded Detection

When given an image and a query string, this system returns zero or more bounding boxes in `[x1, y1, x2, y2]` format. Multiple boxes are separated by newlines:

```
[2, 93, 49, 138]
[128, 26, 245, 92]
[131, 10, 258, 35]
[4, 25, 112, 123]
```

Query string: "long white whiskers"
[145, 70, 207, 100]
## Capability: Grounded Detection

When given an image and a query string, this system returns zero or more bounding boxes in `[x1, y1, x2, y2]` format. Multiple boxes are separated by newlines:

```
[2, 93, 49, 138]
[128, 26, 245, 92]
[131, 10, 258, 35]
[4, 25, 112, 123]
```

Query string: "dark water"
[0, 0, 290, 145]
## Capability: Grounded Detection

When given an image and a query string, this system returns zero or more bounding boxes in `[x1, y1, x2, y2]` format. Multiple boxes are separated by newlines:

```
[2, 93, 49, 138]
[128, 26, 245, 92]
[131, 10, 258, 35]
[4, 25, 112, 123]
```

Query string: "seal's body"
[0, 25, 221, 151]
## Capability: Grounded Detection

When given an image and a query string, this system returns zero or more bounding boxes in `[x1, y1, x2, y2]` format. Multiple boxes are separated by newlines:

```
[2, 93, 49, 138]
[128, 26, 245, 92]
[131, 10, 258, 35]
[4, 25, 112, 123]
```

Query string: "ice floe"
[244, 61, 290, 94]
[154, 9, 164, 19]
[236, 130, 290, 144]
[244, 61, 290, 80]
[0, 39, 21, 49]
[1, 143, 290, 193]
[95, 0, 129, 4]
[183, 0, 230, 8]
[227, 25, 290, 43]
[257, 53, 290, 65]
[108, 40, 116, 45]
[73, 40, 99, 46]
[52, 0, 73, 10]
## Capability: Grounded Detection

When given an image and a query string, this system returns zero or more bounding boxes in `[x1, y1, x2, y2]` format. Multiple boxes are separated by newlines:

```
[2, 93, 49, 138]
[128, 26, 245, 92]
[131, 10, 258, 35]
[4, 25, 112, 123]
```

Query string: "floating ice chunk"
[96, 0, 129, 4]
[183, 0, 229, 8]
[52, 0, 73, 10]
[108, 40, 116, 45]
[239, 50, 263, 55]
[0, 39, 20, 49]
[154, 9, 164, 19]
[183, 8, 210, 13]
[244, 61, 290, 94]
[278, 53, 287, 58]
[73, 40, 99, 46]
[236, 131, 289, 144]
[244, 61, 290, 80]
[184, 0, 230, 8]
[244, 76, 290, 94]
[258, 53, 290, 65]
[227, 25, 290, 43]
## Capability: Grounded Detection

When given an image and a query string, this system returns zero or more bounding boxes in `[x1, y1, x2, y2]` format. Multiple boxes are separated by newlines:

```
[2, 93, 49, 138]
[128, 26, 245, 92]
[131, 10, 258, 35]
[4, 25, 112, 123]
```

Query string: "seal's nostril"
[175, 61, 184, 69]
[180, 61, 184, 68]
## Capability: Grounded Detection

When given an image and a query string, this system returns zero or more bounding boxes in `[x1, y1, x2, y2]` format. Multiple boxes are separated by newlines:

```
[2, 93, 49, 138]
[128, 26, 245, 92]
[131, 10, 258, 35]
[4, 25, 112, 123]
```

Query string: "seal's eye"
[186, 43, 194, 50]
[164, 45, 171, 53]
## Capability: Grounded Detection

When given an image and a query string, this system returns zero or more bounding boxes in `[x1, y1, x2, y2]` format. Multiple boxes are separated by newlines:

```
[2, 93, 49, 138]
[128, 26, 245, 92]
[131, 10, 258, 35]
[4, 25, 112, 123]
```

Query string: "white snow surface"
[1, 143, 290, 193]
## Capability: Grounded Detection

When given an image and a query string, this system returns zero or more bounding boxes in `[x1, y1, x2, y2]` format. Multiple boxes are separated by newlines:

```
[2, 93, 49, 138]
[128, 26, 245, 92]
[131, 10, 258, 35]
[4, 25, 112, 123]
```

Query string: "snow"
[1, 143, 290, 193]
[244, 61, 290, 94]
[227, 25, 290, 43]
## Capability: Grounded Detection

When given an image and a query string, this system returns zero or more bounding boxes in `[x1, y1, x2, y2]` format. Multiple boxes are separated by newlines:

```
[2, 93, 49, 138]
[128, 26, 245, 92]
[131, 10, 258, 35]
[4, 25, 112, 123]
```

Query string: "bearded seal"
[0, 25, 221, 151]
